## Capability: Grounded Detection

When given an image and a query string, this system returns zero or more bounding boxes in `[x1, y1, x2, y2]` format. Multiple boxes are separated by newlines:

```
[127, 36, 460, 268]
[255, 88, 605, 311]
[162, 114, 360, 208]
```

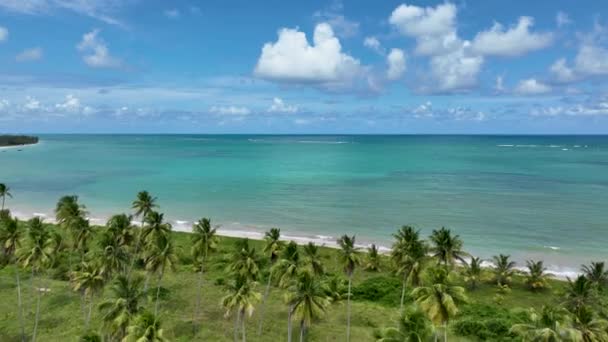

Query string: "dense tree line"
[0, 135, 39, 147]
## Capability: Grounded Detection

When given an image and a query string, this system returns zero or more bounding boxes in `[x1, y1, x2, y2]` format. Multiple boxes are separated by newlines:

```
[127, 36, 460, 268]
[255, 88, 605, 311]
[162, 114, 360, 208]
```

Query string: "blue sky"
[0, 0, 607, 134]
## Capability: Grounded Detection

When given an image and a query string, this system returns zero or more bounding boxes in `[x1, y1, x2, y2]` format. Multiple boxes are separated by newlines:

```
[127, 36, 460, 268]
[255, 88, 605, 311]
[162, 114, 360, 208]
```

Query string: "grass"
[0, 229, 588, 341]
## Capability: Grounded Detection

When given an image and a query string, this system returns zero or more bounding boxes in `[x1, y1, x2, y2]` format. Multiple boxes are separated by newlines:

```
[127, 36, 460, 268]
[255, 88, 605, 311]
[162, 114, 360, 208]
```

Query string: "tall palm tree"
[123, 311, 168, 342]
[303, 242, 325, 277]
[337, 235, 360, 342]
[97, 230, 129, 280]
[98, 275, 146, 340]
[258, 228, 283, 334]
[364, 244, 382, 272]
[525, 260, 550, 291]
[72, 217, 93, 262]
[143, 235, 177, 316]
[222, 276, 261, 342]
[391, 226, 427, 310]
[429, 227, 468, 268]
[287, 270, 330, 342]
[71, 261, 105, 329]
[228, 239, 260, 281]
[0, 215, 25, 341]
[107, 214, 135, 248]
[463, 257, 482, 290]
[563, 275, 595, 313]
[54, 195, 87, 273]
[0, 183, 12, 210]
[411, 267, 467, 342]
[324, 274, 348, 304]
[141, 211, 172, 247]
[272, 241, 302, 342]
[18, 217, 54, 342]
[492, 254, 516, 286]
[510, 306, 577, 342]
[581, 261, 608, 291]
[191, 218, 218, 330]
[570, 305, 608, 342]
[375, 305, 434, 342]
[130, 191, 158, 276]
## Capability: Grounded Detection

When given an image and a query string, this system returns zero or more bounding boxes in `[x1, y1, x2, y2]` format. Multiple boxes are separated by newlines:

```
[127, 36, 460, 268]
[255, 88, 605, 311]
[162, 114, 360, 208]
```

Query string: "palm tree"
[563, 275, 595, 313]
[411, 267, 467, 342]
[18, 217, 54, 342]
[222, 276, 261, 342]
[570, 305, 608, 342]
[228, 239, 260, 281]
[337, 235, 360, 342]
[0, 215, 25, 341]
[73, 217, 93, 262]
[581, 261, 608, 291]
[303, 242, 325, 276]
[191, 218, 218, 330]
[429, 227, 468, 268]
[525, 260, 550, 291]
[123, 311, 168, 342]
[130, 191, 158, 276]
[463, 257, 482, 290]
[391, 226, 427, 310]
[97, 230, 129, 280]
[272, 241, 302, 342]
[364, 244, 381, 272]
[492, 254, 516, 286]
[0, 183, 12, 210]
[324, 274, 348, 304]
[71, 261, 105, 329]
[54, 195, 87, 273]
[107, 214, 135, 248]
[258, 227, 283, 334]
[99, 275, 146, 340]
[375, 305, 434, 342]
[287, 270, 330, 342]
[510, 306, 576, 341]
[143, 235, 177, 316]
[141, 211, 172, 247]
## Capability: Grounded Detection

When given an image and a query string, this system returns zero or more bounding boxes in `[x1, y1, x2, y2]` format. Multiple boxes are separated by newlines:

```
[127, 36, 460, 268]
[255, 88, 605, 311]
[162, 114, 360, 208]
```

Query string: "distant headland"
[0, 135, 39, 147]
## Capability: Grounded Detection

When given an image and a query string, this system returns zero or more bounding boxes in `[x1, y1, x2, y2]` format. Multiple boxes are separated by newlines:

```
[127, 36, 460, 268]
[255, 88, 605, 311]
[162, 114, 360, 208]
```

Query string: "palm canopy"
[337, 235, 360, 277]
[570, 305, 608, 342]
[97, 230, 130, 279]
[99, 275, 146, 339]
[263, 227, 283, 264]
[71, 261, 105, 297]
[510, 306, 577, 342]
[0, 215, 22, 257]
[463, 256, 482, 289]
[123, 311, 168, 342]
[228, 239, 260, 281]
[221, 275, 261, 319]
[191, 217, 218, 263]
[272, 241, 301, 288]
[55, 195, 87, 225]
[142, 211, 172, 246]
[375, 305, 435, 342]
[525, 260, 551, 291]
[493, 254, 516, 285]
[581, 261, 608, 290]
[429, 227, 468, 267]
[0, 183, 12, 210]
[364, 244, 382, 272]
[563, 275, 596, 312]
[132, 191, 158, 218]
[19, 217, 54, 273]
[303, 242, 325, 276]
[411, 267, 467, 326]
[107, 214, 135, 248]
[391, 228, 427, 287]
[287, 269, 330, 330]
[144, 236, 178, 276]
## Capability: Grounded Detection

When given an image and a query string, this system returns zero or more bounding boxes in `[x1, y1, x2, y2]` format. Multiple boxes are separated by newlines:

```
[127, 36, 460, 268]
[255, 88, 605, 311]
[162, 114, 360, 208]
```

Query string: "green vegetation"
[0, 185, 607, 341]
[0, 135, 38, 147]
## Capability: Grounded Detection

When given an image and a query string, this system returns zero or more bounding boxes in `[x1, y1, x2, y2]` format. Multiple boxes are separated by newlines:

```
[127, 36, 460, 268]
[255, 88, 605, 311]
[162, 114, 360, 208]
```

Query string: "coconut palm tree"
[337, 235, 360, 342]
[0, 183, 12, 210]
[287, 270, 330, 342]
[97, 230, 130, 280]
[54, 195, 87, 273]
[191, 217, 218, 330]
[18, 217, 54, 342]
[374, 305, 434, 342]
[0, 215, 25, 341]
[143, 235, 177, 316]
[141, 211, 172, 246]
[71, 261, 105, 329]
[228, 239, 260, 281]
[525, 260, 550, 291]
[129, 191, 158, 276]
[106, 214, 135, 248]
[258, 227, 283, 334]
[510, 306, 577, 342]
[364, 244, 381, 272]
[324, 274, 348, 304]
[429, 227, 468, 268]
[463, 257, 482, 290]
[563, 275, 595, 313]
[73, 217, 93, 262]
[303, 242, 325, 277]
[272, 241, 302, 342]
[123, 311, 168, 342]
[98, 275, 146, 340]
[581, 262, 608, 291]
[411, 267, 467, 342]
[570, 305, 608, 342]
[392, 226, 427, 310]
[492, 254, 516, 286]
[222, 275, 261, 342]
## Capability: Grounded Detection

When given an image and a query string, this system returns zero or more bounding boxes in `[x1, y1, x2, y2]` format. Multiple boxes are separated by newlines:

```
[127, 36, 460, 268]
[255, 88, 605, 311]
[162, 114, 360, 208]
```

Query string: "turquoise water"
[1, 135, 607, 274]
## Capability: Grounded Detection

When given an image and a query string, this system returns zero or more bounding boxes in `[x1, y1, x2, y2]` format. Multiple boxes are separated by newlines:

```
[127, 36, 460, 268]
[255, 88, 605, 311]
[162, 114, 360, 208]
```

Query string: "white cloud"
[268, 97, 298, 113]
[428, 43, 484, 92]
[22, 96, 42, 111]
[164, 8, 180, 19]
[386, 48, 406, 80]
[494, 76, 505, 93]
[573, 44, 608, 76]
[313, 3, 359, 38]
[0, 26, 8, 42]
[209, 106, 251, 115]
[550, 25, 608, 83]
[254, 23, 363, 86]
[363, 36, 384, 54]
[471, 17, 553, 57]
[515, 78, 551, 95]
[550, 58, 577, 83]
[15, 47, 43, 62]
[77, 29, 121, 68]
[556, 11, 571, 27]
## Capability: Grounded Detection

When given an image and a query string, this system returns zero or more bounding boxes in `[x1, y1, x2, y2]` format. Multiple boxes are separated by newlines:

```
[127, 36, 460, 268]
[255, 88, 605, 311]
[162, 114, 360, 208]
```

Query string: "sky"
[0, 0, 607, 134]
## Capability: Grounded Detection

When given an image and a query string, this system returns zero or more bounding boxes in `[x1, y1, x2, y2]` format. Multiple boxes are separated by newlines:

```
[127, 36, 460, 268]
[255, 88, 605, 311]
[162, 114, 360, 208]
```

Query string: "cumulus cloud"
[471, 17, 553, 57]
[16, 47, 43, 62]
[54, 94, 95, 115]
[363, 36, 384, 54]
[77, 29, 121, 68]
[268, 97, 298, 113]
[427, 43, 484, 92]
[515, 78, 551, 95]
[254, 23, 363, 88]
[209, 106, 251, 115]
[0, 26, 8, 42]
[386, 48, 406, 80]
[556, 11, 571, 27]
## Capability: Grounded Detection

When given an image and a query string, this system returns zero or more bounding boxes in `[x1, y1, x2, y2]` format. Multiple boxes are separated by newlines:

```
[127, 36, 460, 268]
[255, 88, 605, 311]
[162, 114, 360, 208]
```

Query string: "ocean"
[1, 134, 607, 276]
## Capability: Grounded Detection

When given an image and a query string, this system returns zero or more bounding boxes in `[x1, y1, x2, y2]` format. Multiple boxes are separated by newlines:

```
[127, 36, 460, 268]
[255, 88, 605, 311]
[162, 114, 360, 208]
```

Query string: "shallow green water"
[1, 135, 607, 274]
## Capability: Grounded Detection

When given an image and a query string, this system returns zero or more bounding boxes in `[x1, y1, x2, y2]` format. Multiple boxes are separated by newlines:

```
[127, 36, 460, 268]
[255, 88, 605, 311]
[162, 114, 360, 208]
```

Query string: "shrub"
[352, 275, 403, 305]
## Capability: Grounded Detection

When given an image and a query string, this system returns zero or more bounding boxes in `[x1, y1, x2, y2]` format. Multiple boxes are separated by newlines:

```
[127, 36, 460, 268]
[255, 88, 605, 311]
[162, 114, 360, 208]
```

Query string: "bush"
[352, 275, 403, 306]
[452, 304, 526, 341]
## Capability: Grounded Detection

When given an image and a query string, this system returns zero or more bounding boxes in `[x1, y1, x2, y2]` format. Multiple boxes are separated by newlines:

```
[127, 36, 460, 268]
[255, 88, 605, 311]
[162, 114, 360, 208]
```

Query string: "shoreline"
[9, 208, 580, 280]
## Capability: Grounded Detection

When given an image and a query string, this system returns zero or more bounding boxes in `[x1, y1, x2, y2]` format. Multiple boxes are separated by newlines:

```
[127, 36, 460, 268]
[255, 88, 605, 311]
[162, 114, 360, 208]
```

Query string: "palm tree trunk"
[154, 267, 165, 317]
[241, 309, 246, 342]
[257, 272, 273, 335]
[287, 304, 293, 342]
[85, 294, 94, 330]
[128, 221, 145, 279]
[15, 267, 25, 342]
[400, 272, 407, 310]
[2, 195, 5, 210]
[32, 274, 41, 342]
[144, 272, 150, 292]
[346, 274, 352, 342]
[444, 323, 448, 342]
[234, 309, 240, 342]
[193, 265, 204, 330]
[299, 320, 305, 342]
